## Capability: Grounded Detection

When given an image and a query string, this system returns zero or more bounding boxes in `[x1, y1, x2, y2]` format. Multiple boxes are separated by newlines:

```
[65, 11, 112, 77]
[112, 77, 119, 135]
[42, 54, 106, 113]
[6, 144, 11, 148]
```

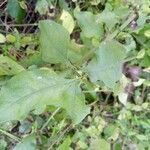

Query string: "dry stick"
[40, 107, 61, 132]
[0, 23, 38, 27]
[0, 0, 7, 7]
[0, 128, 21, 142]
[78, 13, 137, 65]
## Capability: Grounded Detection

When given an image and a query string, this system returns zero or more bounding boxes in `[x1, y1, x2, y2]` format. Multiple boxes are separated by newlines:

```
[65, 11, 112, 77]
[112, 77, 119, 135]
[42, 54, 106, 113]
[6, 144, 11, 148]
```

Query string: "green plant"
[0, 0, 149, 149]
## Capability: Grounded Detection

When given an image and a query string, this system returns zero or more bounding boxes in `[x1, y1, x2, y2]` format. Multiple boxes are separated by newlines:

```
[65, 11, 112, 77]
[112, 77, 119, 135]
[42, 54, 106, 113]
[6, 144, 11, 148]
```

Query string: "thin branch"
[0, 128, 21, 142]
[107, 13, 137, 40]
[83, 89, 110, 93]
[40, 107, 61, 132]
[0, 0, 7, 7]
[48, 124, 73, 150]
[0, 23, 38, 27]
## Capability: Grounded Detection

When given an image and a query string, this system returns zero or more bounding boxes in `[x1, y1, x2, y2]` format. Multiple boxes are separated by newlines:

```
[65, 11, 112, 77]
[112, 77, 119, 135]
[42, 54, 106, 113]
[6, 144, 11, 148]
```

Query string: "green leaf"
[74, 10, 103, 39]
[96, 9, 119, 30]
[0, 139, 7, 150]
[90, 138, 110, 150]
[136, 49, 145, 59]
[0, 69, 89, 124]
[0, 34, 6, 43]
[20, 52, 44, 68]
[140, 49, 150, 67]
[35, 0, 49, 15]
[39, 20, 70, 64]
[6, 34, 16, 43]
[13, 135, 36, 150]
[60, 10, 75, 34]
[86, 40, 126, 88]
[58, 136, 72, 150]
[0, 55, 25, 76]
[39, 20, 84, 64]
[7, 0, 25, 23]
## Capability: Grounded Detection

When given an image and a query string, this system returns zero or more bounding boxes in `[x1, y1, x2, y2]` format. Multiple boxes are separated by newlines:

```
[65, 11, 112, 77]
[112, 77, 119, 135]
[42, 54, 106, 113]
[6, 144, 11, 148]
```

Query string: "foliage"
[0, 0, 149, 149]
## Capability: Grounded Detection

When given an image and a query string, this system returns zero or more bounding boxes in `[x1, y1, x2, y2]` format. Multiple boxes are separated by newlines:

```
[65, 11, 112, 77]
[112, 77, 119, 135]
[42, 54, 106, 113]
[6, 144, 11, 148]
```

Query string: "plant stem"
[107, 13, 136, 40]
[83, 89, 110, 93]
[40, 107, 61, 132]
[0, 128, 21, 142]
[48, 124, 73, 150]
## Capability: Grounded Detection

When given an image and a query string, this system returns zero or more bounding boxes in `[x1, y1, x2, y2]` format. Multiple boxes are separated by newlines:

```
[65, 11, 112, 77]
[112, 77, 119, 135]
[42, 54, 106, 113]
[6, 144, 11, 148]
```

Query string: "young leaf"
[7, 0, 25, 23]
[39, 20, 70, 64]
[13, 135, 36, 150]
[86, 40, 126, 88]
[0, 69, 89, 124]
[0, 55, 25, 76]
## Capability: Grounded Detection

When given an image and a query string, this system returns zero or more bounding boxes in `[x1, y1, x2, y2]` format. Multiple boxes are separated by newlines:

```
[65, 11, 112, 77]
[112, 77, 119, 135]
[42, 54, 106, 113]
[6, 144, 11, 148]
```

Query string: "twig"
[83, 89, 110, 93]
[40, 107, 61, 132]
[48, 124, 73, 150]
[0, 23, 38, 27]
[107, 13, 137, 40]
[141, 85, 146, 100]
[0, 128, 21, 142]
[104, 92, 112, 104]
[0, 0, 7, 8]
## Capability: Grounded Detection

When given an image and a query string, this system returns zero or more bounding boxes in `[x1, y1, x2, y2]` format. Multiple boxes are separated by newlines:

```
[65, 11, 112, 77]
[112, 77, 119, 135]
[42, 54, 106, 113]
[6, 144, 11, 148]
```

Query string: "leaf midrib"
[0, 80, 74, 113]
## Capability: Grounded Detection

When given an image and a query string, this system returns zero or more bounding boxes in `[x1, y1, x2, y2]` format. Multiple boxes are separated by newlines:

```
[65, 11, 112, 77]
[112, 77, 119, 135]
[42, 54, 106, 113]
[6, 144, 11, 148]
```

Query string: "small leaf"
[35, 0, 49, 15]
[7, 0, 25, 23]
[114, 75, 129, 105]
[90, 138, 110, 150]
[144, 29, 150, 38]
[6, 34, 16, 43]
[0, 55, 25, 76]
[58, 136, 72, 150]
[136, 49, 145, 59]
[0, 69, 89, 124]
[90, 0, 101, 5]
[0, 139, 7, 150]
[118, 93, 128, 106]
[60, 10, 75, 34]
[13, 135, 36, 150]
[0, 34, 6, 43]
[86, 40, 126, 88]
[140, 50, 150, 67]
[39, 20, 70, 64]
[74, 10, 103, 39]
[96, 9, 119, 30]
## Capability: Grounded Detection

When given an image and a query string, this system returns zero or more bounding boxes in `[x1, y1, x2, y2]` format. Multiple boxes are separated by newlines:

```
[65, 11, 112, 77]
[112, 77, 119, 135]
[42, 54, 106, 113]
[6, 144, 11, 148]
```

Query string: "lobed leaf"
[86, 40, 126, 88]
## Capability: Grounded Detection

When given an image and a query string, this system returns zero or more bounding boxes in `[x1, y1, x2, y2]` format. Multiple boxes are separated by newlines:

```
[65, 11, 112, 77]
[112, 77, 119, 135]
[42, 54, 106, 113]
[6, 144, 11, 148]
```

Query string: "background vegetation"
[0, 0, 149, 149]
